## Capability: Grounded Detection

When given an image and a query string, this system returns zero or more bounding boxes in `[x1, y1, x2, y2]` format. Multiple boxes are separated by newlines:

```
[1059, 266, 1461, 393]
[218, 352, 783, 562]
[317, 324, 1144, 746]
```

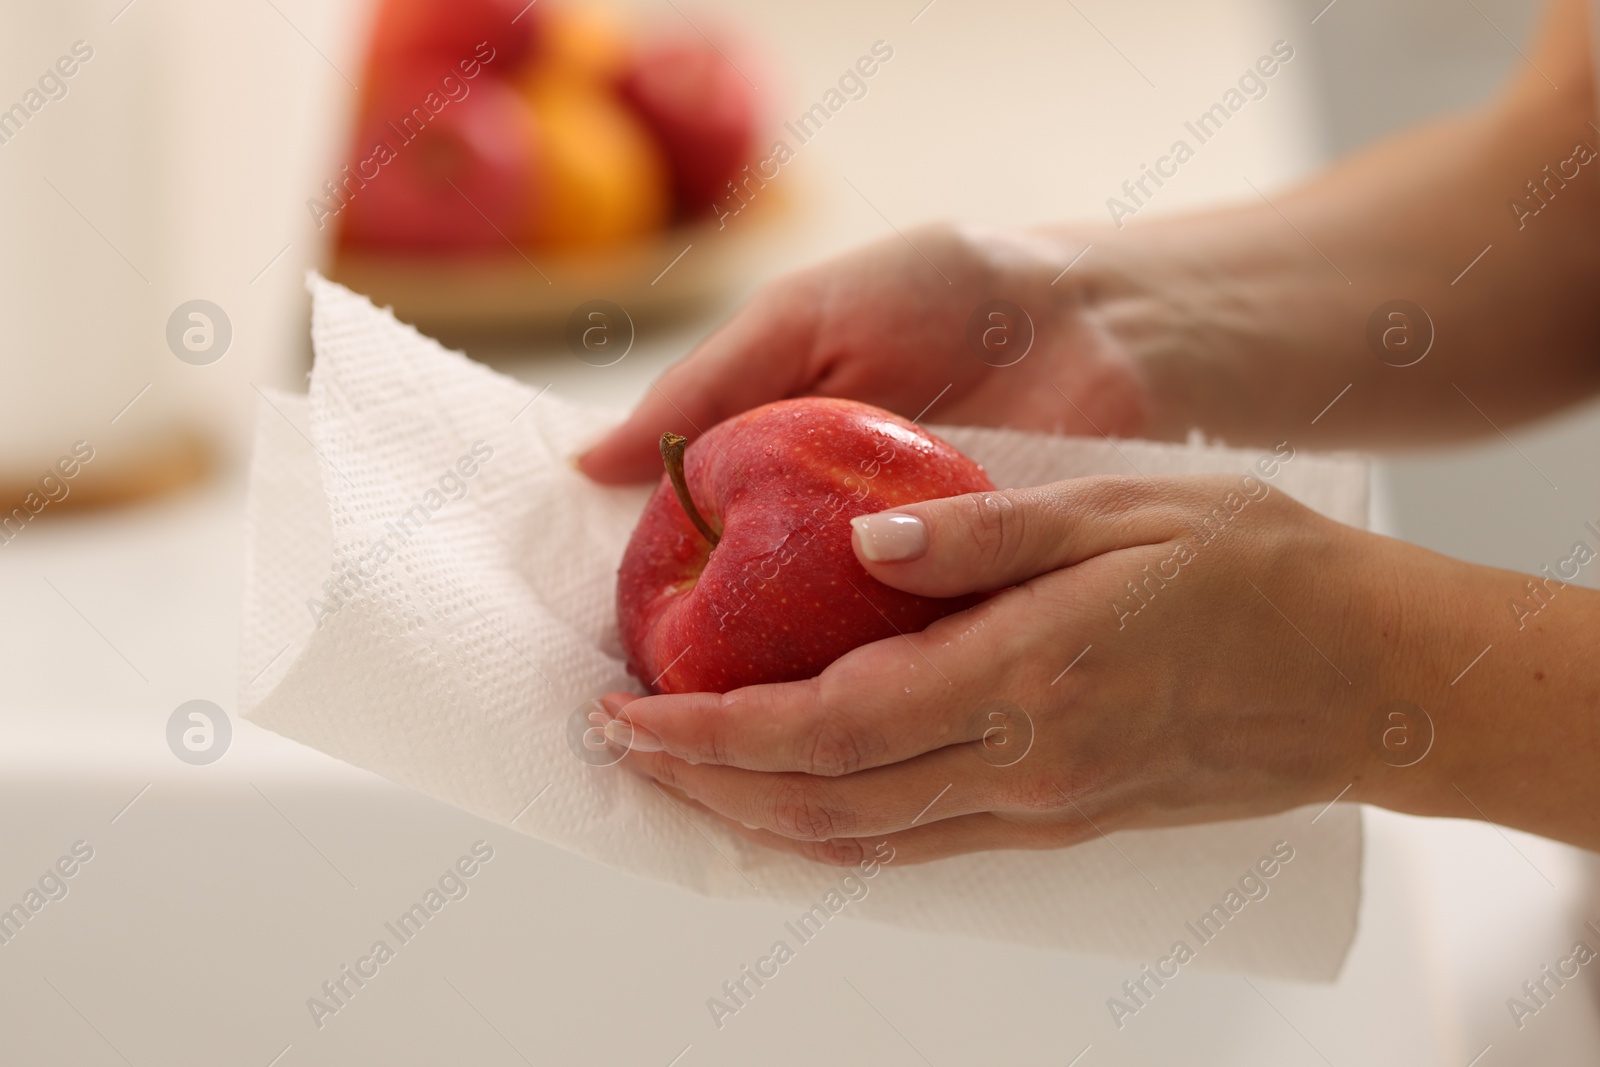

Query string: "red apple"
[617, 398, 996, 694]
[617, 36, 759, 218]
[338, 75, 537, 253]
[364, 0, 545, 74]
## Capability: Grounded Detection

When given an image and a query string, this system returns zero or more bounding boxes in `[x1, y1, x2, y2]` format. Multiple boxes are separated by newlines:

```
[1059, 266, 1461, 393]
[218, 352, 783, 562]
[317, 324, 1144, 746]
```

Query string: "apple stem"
[659, 432, 720, 548]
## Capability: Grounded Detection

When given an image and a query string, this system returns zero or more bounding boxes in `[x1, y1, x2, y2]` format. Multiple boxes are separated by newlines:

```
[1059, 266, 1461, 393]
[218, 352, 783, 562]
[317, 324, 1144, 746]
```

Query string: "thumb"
[848, 478, 1182, 597]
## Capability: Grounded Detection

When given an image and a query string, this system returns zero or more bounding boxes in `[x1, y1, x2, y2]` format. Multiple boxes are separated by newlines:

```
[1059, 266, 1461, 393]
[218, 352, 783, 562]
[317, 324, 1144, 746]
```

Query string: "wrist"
[1337, 534, 1600, 849]
[1334, 534, 1478, 815]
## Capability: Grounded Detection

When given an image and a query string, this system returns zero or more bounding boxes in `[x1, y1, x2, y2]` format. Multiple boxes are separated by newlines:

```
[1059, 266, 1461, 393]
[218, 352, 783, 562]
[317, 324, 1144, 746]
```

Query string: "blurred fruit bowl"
[325, 0, 785, 335]
[329, 191, 787, 336]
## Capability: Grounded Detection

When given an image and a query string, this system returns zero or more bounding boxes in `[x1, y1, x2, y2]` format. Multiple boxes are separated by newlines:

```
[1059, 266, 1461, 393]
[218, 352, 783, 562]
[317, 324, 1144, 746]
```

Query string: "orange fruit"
[523, 73, 669, 246]
[538, 5, 632, 83]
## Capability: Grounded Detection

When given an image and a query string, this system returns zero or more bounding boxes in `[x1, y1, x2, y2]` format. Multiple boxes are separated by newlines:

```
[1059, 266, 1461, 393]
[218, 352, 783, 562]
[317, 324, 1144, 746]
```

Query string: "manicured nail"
[605, 716, 664, 753]
[851, 512, 928, 562]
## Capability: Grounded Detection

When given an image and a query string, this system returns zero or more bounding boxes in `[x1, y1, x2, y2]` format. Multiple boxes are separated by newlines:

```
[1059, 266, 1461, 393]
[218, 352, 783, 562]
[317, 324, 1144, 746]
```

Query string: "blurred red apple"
[619, 36, 759, 218]
[617, 398, 995, 694]
[365, 0, 545, 73]
[338, 75, 538, 253]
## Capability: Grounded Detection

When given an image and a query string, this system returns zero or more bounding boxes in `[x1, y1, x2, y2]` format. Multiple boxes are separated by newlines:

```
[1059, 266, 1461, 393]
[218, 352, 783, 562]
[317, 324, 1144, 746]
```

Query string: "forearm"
[1049, 0, 1600, 448]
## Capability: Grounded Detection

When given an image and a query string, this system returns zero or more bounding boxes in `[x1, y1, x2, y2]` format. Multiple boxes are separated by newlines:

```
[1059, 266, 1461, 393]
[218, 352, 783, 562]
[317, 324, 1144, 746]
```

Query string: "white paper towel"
[241, 276, 1366, 980]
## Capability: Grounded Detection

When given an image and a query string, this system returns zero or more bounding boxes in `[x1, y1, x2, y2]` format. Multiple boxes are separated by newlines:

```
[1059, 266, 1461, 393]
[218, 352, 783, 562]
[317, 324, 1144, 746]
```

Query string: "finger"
[751, 814, 1091, 867]
[600, 606, 1041, 774]
[848, 474, 1215, 597]
[624, 741, 1008, 841]
[575, 296, 817, 484]
[658, 783, 1089, 867]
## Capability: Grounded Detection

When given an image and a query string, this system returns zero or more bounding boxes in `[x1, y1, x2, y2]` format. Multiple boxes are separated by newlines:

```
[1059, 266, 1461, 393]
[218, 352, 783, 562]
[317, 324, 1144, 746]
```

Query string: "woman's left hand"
[598, 469, 1501, 865]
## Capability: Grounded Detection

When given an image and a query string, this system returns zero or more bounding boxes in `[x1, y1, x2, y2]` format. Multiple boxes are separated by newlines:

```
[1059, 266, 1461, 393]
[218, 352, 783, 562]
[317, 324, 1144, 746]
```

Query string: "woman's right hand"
[576, 223, 1151, 484]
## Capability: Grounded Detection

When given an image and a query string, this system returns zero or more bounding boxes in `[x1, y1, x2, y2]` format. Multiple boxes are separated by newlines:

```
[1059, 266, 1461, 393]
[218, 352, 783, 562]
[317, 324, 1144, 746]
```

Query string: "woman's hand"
[578, 0, 1600, 476]
[597, 473, 1435, 863]
[576, 223, 1149, 484]
[600, 472, 1600, 861]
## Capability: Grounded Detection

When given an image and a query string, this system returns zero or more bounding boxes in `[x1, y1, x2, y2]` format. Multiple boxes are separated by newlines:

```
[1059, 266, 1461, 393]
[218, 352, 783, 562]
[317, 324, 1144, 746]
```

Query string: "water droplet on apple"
[903, 687, 912, 694]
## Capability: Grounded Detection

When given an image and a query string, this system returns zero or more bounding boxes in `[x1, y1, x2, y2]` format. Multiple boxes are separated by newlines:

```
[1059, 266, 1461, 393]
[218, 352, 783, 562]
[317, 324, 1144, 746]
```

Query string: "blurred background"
[2, 0, 1598, 1063]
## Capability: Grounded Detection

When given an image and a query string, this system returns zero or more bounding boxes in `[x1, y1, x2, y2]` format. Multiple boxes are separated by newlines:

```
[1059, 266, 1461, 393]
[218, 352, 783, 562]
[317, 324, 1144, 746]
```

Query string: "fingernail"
[605, 716, 664, 753]
[851, 512, 928, 562]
